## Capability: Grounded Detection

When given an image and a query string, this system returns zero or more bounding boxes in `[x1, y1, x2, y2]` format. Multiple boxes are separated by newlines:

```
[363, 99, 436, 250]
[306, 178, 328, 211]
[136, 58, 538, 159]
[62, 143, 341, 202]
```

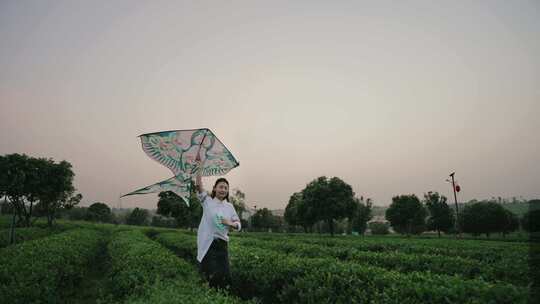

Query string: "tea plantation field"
[0, 219, 536, 303]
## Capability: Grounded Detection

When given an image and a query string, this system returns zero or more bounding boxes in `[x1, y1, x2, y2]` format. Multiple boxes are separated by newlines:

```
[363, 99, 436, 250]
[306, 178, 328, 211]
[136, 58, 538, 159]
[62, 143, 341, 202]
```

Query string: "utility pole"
[449, 172, 461, 238]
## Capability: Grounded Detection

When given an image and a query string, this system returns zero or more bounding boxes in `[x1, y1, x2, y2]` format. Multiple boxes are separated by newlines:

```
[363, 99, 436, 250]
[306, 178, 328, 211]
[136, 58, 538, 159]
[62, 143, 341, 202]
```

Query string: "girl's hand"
[221, 218, 238, 229]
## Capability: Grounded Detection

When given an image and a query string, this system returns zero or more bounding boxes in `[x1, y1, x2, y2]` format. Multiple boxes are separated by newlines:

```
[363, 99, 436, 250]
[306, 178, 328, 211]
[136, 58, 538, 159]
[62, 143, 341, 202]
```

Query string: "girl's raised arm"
[196, 172, 204, 194]
[195, 153, 204, 194]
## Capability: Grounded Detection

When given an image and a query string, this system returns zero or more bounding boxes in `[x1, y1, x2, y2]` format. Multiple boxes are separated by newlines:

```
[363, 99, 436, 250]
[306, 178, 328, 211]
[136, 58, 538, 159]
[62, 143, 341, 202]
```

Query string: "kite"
[122, 128, 239, 205]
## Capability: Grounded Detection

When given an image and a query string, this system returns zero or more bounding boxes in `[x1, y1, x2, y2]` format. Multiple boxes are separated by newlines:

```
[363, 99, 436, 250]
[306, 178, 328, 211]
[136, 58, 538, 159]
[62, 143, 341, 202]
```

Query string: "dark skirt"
[199, 238, 231, 289]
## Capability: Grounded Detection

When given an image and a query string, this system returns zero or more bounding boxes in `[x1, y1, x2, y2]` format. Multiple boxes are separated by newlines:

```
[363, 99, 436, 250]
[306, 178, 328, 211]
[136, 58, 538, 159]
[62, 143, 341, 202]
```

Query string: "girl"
[194, 169, 241, 290]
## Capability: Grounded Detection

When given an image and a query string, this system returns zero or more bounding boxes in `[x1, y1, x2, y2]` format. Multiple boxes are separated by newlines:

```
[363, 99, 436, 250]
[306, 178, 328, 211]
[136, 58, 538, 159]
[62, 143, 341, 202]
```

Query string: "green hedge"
[0, 228, 104, 304]
[0, 215, 13, 228]
[234, 247, 528, 304]
[237, 233, 529, 285]
[107, 230, 195, 298]
[236, 237, 528, 286]
[280, 260, 528, 304]
[154, 232, 529, 304]
[0, 225, 74, 247]
[107, 230, 246, 303]
[236, 232, 529, 261]
[153, 231, 198, 261]
[124, 279, 249, 304]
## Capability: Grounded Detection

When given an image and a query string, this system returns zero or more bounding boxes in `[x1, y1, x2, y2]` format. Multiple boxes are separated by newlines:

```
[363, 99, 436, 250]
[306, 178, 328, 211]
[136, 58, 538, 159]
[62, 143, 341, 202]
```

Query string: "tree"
[151, 215, 177, 228]
[0, 154, 82, 227]
[301, 176, 357, 236]
[64, 206, 88, 221]
[521, 199, 540, 233]
[522, 199, 540, 233]
[296, 193, 318, 233]
[369, 221, 390, 235]
[33, 159, 82, 227]
[500, 209, 519, 237]
[386, 194, 427, 236]
[157, 190, 202, 230]
[230, 188, 247, 220]
[86, 202, 112, 222]
[351, 197, 373, 235]
[284, 192, 312, 232]
[126, 207, 150, 226]
[251, 208, 279, 231]
[459, 201, 509, 237]
[0, 199, 14, 214]
[424, 191, 454, 237]
[0, 154, 41, 227]
[157, 191, 182, 218]
[522, 210, 540, 232]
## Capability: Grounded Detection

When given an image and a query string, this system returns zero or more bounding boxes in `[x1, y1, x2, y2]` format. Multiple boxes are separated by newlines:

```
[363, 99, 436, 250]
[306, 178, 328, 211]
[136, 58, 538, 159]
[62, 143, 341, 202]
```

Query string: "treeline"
[0, 154, 82, 227]
[2, 153, 537, 237]
[60, 203, 165, 226]
[86, 180, 536, 236]
[0, 153, 177, 229]
[385, 193, 539, 237]
[281, 176, 539, 238]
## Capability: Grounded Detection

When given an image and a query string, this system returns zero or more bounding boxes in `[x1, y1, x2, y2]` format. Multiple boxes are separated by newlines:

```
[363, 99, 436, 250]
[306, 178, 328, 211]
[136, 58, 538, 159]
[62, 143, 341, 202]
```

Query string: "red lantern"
[455, 185, 461, 192]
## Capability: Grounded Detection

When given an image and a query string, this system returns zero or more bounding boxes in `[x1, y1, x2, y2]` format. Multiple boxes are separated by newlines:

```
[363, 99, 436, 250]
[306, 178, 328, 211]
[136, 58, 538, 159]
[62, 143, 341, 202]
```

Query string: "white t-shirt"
[196, 191, 241, 262]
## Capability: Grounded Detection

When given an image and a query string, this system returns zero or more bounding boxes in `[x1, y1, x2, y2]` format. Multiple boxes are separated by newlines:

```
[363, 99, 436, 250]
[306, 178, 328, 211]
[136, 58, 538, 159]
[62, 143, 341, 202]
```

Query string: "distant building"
[271, 209, 285, 217]
[240, 207, 256, 221]
[368, 215, 388, 224]
[239, 205, 284, 220]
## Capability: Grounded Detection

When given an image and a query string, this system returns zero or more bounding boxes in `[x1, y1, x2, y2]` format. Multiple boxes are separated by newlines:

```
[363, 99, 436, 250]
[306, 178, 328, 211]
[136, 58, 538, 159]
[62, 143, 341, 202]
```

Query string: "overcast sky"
[1, 0, 539, 210]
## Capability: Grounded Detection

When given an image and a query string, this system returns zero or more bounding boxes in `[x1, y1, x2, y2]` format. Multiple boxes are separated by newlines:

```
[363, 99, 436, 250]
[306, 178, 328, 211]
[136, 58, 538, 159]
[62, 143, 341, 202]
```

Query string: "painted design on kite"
[122, 128, 239, 206]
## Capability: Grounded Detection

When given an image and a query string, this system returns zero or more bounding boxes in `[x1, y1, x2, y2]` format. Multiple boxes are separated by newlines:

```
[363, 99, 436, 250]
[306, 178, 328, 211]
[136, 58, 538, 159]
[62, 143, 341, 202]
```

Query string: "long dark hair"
[211, 177, 230, 201]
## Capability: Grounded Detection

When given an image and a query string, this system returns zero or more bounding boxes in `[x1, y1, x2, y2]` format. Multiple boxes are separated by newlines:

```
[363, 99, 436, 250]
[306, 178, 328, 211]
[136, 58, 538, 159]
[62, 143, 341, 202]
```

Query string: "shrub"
[0, 228, 103, 303]
[369, 221, 390, 235]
